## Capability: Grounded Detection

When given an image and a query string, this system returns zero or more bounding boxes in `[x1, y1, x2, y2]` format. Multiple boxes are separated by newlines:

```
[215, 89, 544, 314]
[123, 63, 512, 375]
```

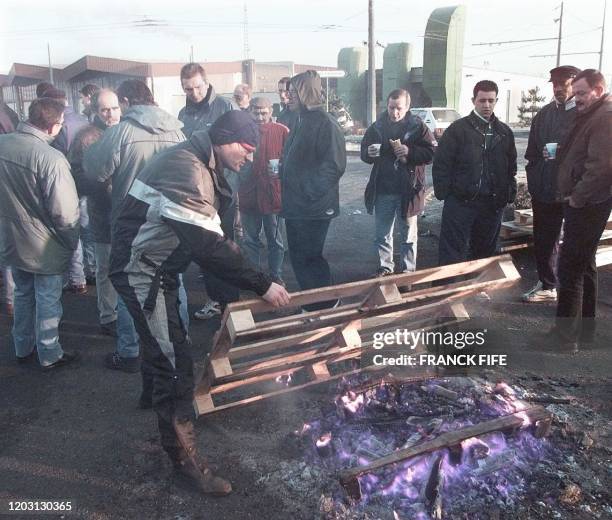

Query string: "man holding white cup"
[523, 65, 580, 303]
[361, 89, 435, 276]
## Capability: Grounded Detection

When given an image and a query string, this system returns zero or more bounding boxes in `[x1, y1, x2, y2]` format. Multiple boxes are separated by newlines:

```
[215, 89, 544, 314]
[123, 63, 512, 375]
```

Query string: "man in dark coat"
[361, 89, 435, 276]
[523, 65, 580, 303]
[433, 80, 517, 266]
[551, 69, 612, 351]
[178, 62, 233, 138]
[280, 70, 346, 310]
[109, 110, 289, 495]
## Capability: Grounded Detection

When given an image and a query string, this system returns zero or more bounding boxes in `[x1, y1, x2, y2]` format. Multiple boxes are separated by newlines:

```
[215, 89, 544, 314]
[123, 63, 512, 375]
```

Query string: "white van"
[410, 107, 461, 139]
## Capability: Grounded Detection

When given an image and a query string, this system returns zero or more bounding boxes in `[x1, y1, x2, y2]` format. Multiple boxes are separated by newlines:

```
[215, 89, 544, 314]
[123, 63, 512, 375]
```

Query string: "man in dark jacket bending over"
[109, 111, 290, 495]
[361, 89, 435, 276]
[280, 70, 346, 310]
[433, 80, 517, 266]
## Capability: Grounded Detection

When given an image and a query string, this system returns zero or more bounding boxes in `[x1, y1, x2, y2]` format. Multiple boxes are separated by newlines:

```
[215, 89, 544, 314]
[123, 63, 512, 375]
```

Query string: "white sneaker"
[194, 300, 222, 320]
[522, 281, 557, 303]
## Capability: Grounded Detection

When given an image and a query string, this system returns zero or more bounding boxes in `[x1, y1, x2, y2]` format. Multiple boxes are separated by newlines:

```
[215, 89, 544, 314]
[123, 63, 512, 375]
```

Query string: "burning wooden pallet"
[192, 255, 520, 417]
[339, 402, 552, 501]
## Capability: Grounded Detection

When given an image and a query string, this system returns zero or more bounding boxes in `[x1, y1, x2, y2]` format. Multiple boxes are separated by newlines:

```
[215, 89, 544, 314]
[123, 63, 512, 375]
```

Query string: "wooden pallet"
[192, 255, 520, 416]
[339, 401, 552, 500]
[500, 211, 612, 260]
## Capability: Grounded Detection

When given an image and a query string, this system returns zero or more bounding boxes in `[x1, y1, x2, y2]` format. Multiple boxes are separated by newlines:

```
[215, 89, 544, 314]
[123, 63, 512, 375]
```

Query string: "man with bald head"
[69, 89, 139, 365]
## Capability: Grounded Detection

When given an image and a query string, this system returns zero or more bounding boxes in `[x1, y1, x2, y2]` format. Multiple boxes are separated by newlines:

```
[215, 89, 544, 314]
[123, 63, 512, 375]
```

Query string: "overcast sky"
[1, 0, 609, 78]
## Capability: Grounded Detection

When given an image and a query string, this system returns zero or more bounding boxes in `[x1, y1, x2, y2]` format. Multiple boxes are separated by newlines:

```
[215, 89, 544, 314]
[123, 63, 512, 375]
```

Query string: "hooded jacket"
[109, 130, 270, 295]
[361, 111, 435, 218]
[83, 104, 185, 228]
[280, 71, 347, 219]
[178, 85, 233, 138]
[0, 122, 79, 274]
[556, 94, 612, 207]
[525, 98, 576, 203]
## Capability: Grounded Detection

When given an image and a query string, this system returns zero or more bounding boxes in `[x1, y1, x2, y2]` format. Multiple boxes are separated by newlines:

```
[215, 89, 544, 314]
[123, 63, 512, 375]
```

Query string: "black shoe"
[42, 351, 80, 371]
[100, 321, 118, 337]
[539, 328, 579, 354]
[374, 268, 393, 278]
[104, 352, 140, 373]
[16, 350, 37, 365]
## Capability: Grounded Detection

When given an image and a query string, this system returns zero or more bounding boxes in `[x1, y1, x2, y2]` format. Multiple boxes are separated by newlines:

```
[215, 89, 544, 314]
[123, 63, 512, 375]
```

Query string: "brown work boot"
[172, 418, 232, 496]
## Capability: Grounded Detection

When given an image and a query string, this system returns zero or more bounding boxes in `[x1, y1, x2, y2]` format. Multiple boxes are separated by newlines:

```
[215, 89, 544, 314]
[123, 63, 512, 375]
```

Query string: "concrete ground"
[0, 136, 610, 519]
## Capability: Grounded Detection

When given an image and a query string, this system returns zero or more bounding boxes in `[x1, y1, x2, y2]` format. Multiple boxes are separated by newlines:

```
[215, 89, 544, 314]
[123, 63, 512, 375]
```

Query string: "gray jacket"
[83, 104, 185, 227]
[178, 85, 233, 137]
[0, 122, 79, 274]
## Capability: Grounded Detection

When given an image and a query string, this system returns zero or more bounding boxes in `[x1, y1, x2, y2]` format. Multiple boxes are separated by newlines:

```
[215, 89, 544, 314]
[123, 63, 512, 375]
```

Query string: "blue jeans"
[11, 269, 64, 366]
[80, 198, 96, 278]
[2, 266, 14, 305]
[94, 243, 118, 325]
[374, 193, 418, 273]
[116, 295, 140, 359]
[241, 211, 284, 281]
[67, 240, 86, 286]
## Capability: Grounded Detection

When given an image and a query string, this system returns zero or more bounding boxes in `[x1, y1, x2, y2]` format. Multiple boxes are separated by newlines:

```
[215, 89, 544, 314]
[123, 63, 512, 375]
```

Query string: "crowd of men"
[0, 62, 610, 495]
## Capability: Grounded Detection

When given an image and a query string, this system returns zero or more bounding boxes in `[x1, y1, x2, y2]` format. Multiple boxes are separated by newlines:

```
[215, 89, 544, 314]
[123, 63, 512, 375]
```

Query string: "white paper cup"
[545, 143, 558, 160]
[269, 159, 280, 174]
[370, 143, 381, 157]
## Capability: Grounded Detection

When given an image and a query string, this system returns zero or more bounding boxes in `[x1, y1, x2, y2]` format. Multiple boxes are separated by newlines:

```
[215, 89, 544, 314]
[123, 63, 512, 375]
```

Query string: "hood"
[188, 130, 216, 171]
[123, 104, 184, 134]
[291, 70, 324, 111]
[17, 121, 55, 144]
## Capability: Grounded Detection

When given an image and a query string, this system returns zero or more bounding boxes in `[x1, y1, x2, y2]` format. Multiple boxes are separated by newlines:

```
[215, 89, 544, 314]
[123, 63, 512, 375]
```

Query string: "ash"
[273, 373, 611, 520]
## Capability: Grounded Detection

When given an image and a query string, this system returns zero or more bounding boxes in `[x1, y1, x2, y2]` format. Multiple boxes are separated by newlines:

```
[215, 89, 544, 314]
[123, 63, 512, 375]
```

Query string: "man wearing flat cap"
[522, 65, 580, 303]
[109, 110, 290, 496]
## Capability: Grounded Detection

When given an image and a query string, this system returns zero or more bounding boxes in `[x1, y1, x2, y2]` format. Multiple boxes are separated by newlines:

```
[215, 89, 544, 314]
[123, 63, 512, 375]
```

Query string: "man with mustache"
[551, 69, 612, 352]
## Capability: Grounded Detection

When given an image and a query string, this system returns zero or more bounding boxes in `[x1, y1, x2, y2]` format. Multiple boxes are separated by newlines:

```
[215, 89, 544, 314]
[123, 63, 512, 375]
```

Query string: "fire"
[275, 373, 292, 386]
[339, 391, 365, 414]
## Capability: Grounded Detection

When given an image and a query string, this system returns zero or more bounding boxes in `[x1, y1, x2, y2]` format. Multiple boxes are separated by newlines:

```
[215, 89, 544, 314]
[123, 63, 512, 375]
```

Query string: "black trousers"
[531, 199, 564, 289]
[285, 218, 335, 311]
[556, 198, 612, 341]
[111, 270, 194, 453]
[438, 195, 504, 266]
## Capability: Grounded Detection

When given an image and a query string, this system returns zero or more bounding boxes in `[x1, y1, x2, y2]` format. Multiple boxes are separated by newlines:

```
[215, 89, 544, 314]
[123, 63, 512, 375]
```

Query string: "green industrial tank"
[423, 5, 466, 109]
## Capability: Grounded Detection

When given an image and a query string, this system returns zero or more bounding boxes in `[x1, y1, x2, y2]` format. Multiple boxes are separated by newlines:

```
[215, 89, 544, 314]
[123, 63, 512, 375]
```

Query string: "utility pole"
[599, 0, 607, 70]
[47, 43, 54, 84]
[190, 45, 194, 63]
[367, 0, 376, 125]
[556, 2, 564, 67]
[243, 2, 250, 60]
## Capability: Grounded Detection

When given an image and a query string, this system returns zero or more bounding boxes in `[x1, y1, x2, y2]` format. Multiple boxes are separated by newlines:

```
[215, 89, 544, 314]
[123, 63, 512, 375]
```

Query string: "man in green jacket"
[0, 98, 80, 369]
